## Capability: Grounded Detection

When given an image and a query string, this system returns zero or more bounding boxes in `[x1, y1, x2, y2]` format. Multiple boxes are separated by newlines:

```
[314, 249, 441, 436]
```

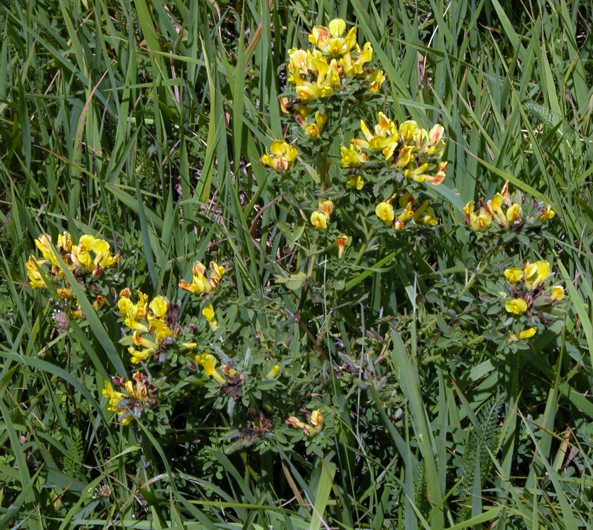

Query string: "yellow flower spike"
[149, 296, 169, 318]
[266, 364, 281, 379]
[195, 353, 225, 384]
[57, 288, 73, 299]
[318, 200, 334, 219]
[310, 211, 329, 230]
[26, 256, 48, 288]
[506, 203, 522, 224]
[336, 235, 350, 258]
[505, 298, 529, 315]
[504, 268, 523, 284]
[550, 285, 565, 301]
[524, 260, 551, 290]
[202, 304, 219, 331]
[540, 205, 556, 221]
[376, 202, 395, 223]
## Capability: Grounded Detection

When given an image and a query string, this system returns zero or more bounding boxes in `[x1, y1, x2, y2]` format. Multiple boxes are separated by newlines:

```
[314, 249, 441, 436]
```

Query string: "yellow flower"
[347, 175, 365, 190]
[550, 285, 565, 301]
[340, 143, 367, 168]
[78, 234, 119, 272]
[195, 353, 225, 384]
[464, 201, 493, 231]
[310, 211, 329, 230]
[506, 203, 522, 224]
[26, 256, 48, 288]
[261, 140, 299, 171]
[399, 120, 420, 143]
[318, 200, 334, 218]
[310, 409, 324, 427]
[202, 303, 218, 331]
[149, 296, 169, 318]
[35, 234, 59, 266]
[504, 268, 523, 283]
[375, 202, 395, 223]
[209, 262, 226, 289]
[102, 381, 121, 408]
[118, 291, 149, 332]
[505, 298, 528, 315]
[308, 19, 357, 56]
[540, 205, 556, 221]
[266, 364, 281, 379]
[179, 272, 211, 295]
[524, 260, 551, 290]
[488, 193, 507, 226]
[510, 327, 537, 342]
[336, 235, 350, 258]
[57, 231, 73, 252]
[368, 69, 385, 92]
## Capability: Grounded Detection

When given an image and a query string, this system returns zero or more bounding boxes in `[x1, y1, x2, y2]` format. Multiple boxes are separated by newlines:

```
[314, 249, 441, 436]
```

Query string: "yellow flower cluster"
[502, 260, 565, 341]
[464, 184, 555, 232]
[310, 200, 335, 230]
[287, 19, 384, 103]
[27, 232, 119, 289]
[286, 409, 325, 436]
[341, 113, 447, 186]
[117, 289, 176, 364]
[261, 140, 299, 171]
[179, 260, 226, 295]
[375, 194, 438, 230]
[102, 372, 157, 425]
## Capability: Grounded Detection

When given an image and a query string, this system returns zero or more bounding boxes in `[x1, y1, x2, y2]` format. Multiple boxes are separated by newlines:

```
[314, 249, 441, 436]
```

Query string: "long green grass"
[1, 0, 593, 527]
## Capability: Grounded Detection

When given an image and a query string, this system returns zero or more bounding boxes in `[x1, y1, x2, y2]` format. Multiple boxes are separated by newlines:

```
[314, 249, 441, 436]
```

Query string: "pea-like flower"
[376, 202, 395, 223]
[195, 353, 225, 384]
[505, 298, 528, 315]
[310, 211, 329, 230]
[504, 268, 523, 283]
[261, 140, 299, 171]
[510, 327, 537, 342]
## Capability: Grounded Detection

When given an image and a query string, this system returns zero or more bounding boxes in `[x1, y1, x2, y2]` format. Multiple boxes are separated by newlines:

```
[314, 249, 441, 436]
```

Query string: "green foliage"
[1, 0, 593, 528]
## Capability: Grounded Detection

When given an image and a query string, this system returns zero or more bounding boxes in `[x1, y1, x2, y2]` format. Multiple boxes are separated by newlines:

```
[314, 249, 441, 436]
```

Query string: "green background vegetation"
[1, 0, 593, 527]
